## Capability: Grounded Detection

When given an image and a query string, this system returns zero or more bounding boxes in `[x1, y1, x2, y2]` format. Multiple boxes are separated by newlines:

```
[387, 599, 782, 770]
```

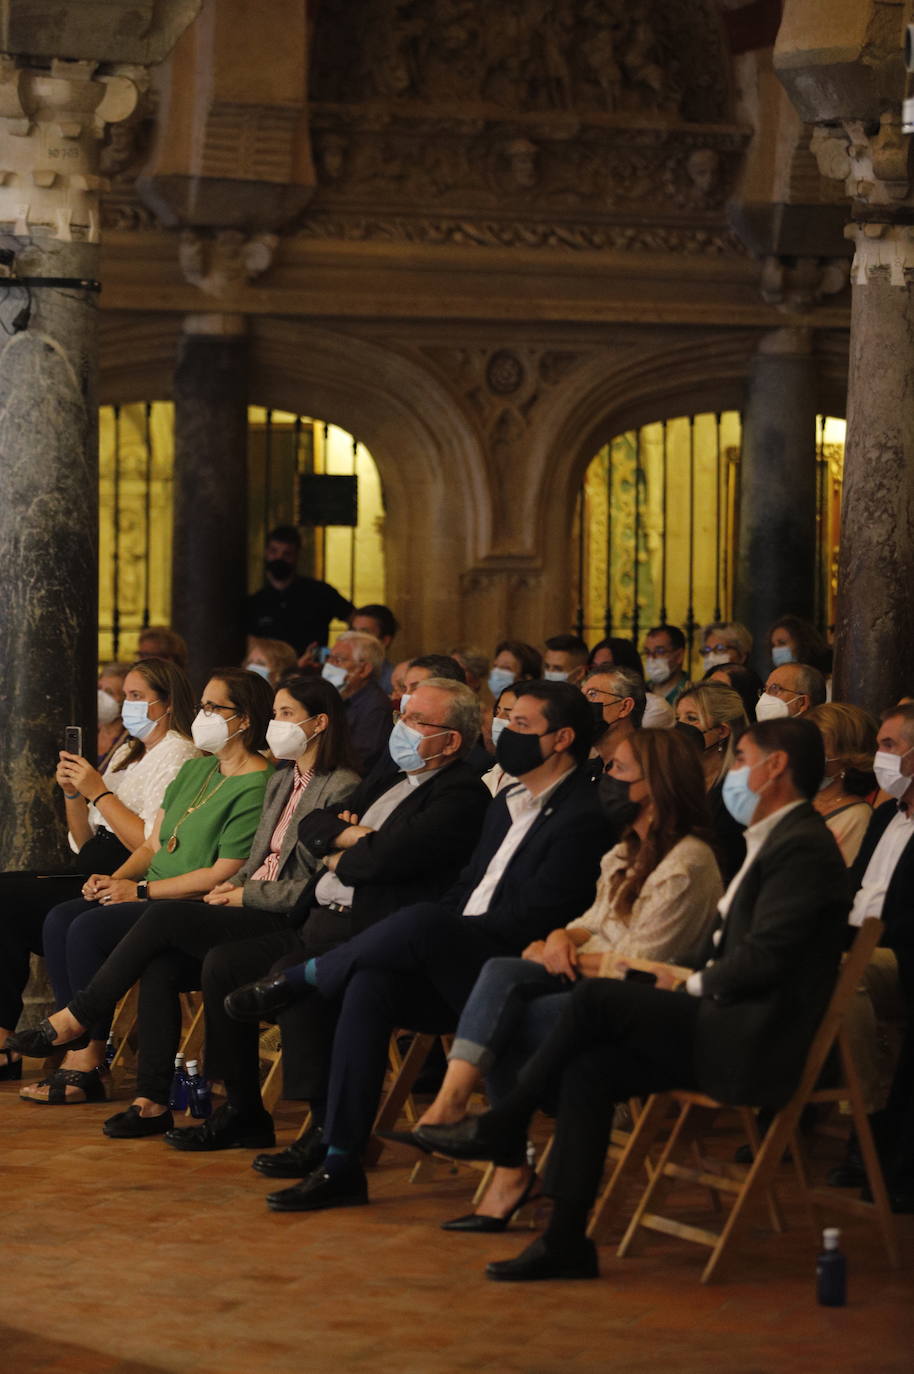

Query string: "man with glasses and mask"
[159, 679, 490, 1155]
[581, 665, 646, 841]
[756, 662, 827, 722]
[222, 681, 606, 1212]
[642, 624, 689, 707]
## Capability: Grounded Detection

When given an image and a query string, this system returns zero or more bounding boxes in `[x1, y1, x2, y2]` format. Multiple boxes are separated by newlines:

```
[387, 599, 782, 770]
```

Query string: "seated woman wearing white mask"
[10, 669, 274, 1105]
[0, 657, 196, 1083]
[10, 678, 359, 1132]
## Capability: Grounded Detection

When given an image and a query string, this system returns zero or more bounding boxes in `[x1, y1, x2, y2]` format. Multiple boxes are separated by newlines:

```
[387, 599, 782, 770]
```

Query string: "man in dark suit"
[833, 703, 914, 1204]
[420, 716, 851, 1281]
[163, 678, 490, 1152]
[228, 680, 607, 1210]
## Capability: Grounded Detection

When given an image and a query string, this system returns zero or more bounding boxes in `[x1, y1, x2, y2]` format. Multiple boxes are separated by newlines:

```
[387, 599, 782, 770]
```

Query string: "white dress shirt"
[461, 771, 569, 918]
[848, 806, 914, 927]
[315, 768, 435, 909]
[68, 730, 197, 851]
[686, 798, 805, 996]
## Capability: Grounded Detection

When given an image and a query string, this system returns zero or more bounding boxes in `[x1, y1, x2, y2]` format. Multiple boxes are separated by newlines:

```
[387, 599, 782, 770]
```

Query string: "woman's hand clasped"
[83, 875, 138, 905]
[204, 882, 244, 907]
[540, 929, 581, 981]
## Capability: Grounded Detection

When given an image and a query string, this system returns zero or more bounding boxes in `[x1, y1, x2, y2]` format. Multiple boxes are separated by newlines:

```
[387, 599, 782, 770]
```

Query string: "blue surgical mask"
[771, 645, 795, 667]
[721, 764, 765, 828]
[543, 670, 569, 683]
[488, 667, 515, 697]
[490, 716, 508, 747]
[122, 700, 159, 740]
[388, 718, 448, 773]
[321, 661, 348, 692]
[245, 662, 272, 682]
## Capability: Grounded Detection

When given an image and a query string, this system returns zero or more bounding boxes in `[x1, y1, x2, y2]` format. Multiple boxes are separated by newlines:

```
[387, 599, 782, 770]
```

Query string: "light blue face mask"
[543, 670, 569, 683]
[321, 661, 348, 692]
[488, 667, 516, 698]
[122, 700, 159, 740]
[490, 716, 508, 746]
[245, 662, 272, 683]
[388, 718, 448, 773]
[771, 645, 795, 667]
[721, 764, 765, 828]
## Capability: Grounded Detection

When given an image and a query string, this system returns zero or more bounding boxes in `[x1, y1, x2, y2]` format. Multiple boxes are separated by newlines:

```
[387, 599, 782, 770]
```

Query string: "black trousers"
[495, 978, 701, 1207]
[0, 828, 129, 1029]
[68, 900, 289, 1103]
[314, 905, 509, 1153]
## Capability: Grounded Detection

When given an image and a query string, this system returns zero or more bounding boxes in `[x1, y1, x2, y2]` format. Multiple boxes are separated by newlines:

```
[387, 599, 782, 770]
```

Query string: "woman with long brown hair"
[388, 727, 722, 1230]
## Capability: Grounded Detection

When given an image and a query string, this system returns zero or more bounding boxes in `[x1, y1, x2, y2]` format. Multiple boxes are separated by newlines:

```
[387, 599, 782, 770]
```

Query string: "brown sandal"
[19, 1067, 108, 1105]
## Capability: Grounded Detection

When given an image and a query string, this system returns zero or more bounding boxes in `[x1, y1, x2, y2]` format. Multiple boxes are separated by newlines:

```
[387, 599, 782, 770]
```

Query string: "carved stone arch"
[529, 331, 763, 633]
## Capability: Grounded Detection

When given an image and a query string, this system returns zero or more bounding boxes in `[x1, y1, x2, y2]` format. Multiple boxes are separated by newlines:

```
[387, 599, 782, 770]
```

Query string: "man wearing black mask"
[581, 665, 646, 841]
[245, 525, 353, 657]
[224, 680, 607, 1212]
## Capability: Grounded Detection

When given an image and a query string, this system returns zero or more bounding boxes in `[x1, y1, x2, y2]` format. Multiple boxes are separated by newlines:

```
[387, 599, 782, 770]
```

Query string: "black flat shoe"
[376, 1128, 434, 1155]
[442, 1167, 541, 1233]
[266, 1164, 368, 1213]
[0, 1049, 22, 1082]
[223, 974, 297, 1023]
[5, 1018, 89, 1059]
[252, 1126, 326, 1178]
[104, 1104, 174, 1138]
[486, 1235, 599, 1282]
[164, 1102, 275, 1152]
[414, 1112, 527, 1165]
[19, 1067, 108, 1104]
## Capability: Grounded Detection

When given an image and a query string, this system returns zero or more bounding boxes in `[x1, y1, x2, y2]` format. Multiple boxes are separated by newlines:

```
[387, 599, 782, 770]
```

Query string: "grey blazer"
[230, 764, 360, 913]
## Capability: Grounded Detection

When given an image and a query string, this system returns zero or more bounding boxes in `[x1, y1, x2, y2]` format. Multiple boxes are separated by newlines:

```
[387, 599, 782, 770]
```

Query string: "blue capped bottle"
[168, 1052, 188, 1112]
[185, 1058, 212, 1119]
[816, 1227, 847, 1306]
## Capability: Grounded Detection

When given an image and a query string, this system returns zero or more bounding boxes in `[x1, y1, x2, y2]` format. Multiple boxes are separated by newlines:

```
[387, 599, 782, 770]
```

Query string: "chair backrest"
[783, 917, 883, 1108]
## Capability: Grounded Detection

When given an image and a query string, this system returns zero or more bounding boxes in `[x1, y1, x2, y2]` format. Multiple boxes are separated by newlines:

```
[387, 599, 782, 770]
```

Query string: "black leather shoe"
[266, 1165, 368, 1212]
[4, 1018, 89, 1059]
[104, 1105, 174, 1139]
[486, 1235, 599, 1282]
[442, 1168, 540, 1232]
[376, 1128, 433, 1155]
[223, 974, 297, 1023]
[164, 1102, 275, 1152]
[414, 1113, 527, 1165]
[252, 1127, 326, 1178]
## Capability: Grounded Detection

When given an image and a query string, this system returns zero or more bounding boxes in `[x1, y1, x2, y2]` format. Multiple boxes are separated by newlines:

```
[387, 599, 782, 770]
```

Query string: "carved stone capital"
[846, 221, 914, 288]
[178, 228, 279, 298]
[759, 254, 850, 312]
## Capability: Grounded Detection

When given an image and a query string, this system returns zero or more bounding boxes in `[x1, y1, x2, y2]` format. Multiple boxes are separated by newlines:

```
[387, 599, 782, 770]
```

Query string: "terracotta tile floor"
[2, 1069, 913, 1374]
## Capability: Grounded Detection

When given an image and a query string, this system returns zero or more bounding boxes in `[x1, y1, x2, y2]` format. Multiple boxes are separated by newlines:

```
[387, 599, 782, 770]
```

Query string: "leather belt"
[327, 901, 352, 914]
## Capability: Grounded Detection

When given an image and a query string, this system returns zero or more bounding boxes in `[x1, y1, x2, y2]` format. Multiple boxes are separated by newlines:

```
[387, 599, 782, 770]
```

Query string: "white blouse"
[69, 731, 198, 850]
[566, 833, 723, 962]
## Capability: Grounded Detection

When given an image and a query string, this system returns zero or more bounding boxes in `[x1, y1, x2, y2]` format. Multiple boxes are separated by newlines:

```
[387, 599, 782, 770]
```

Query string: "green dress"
[146, 757, 273, 882]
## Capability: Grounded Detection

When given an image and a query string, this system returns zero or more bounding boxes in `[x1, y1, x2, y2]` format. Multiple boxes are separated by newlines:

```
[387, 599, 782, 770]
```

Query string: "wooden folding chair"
[614, 918, 899, 1282]
[364, 1031, 437, 1165]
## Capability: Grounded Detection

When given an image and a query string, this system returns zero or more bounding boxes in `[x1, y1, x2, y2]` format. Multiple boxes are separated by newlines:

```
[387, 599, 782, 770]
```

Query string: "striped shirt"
[250, 766, 314, 883]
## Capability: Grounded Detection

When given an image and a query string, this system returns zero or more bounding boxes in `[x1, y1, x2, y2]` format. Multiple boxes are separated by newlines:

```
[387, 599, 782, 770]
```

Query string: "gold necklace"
[165, 763, 232, 853]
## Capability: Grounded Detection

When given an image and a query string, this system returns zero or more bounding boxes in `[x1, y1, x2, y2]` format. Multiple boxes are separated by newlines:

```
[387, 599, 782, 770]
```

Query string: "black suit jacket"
[431, 764, 607, 951]
[849, 800, 914, 960]
[290, 761, 490, 939]
[691, 802, 851, 1108]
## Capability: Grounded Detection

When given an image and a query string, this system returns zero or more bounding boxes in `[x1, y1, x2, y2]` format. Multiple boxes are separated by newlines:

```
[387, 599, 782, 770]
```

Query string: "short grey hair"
[418, 677, 480, 759]
[584, 664, 646, 727]
[449, 644, 490, 679]
[703, 620, 753, 658]
[785, 662, 828, 707]
[336, 630, 384, 676]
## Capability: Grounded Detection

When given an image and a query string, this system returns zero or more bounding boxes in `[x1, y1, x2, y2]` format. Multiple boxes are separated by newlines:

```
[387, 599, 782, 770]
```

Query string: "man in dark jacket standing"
[227, 681, 607, 1210]
[419, 717, 851, 1281]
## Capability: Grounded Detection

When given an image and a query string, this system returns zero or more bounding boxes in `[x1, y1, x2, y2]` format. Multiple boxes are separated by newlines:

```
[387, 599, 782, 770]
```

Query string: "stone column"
[171, 313, 249, 692]
[831, 227, 914, 708]
[735, 327, 818, 678]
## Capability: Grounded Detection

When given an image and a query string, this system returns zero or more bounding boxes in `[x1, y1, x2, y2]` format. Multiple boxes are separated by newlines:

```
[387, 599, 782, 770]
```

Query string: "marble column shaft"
[0, 238, 100, 870]
[832, 233, 914, 711]
[735, 330, 818, 680]
[171, 324, 249, 692]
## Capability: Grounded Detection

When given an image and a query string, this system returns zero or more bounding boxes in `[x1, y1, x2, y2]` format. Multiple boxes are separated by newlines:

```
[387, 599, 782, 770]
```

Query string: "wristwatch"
[136, 880, 149, 901]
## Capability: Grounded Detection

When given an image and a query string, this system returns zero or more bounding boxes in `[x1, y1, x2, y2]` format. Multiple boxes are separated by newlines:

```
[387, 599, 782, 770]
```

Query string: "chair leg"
[588, 1093, 669, 1243]
[739, 1105, 785, 1235]
[179, 1002, 205, 1063]
[617, 1099, 711, 1257]
[837, 1029, 901, 1269]
[364, 1032, 435, 1167]
[107, 985, 140, 1072]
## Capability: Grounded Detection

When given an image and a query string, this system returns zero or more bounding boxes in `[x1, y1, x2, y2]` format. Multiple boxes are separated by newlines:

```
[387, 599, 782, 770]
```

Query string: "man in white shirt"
[422, 717, 850, 1281]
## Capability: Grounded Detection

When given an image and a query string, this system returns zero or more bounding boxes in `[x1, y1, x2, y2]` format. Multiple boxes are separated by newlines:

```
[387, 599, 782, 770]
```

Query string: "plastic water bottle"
[185, 1059, 212, 1119]
[102, 1034, 116, 1072]
[168, 1053, 188, 1112]
[816, 1227, 847, 1306]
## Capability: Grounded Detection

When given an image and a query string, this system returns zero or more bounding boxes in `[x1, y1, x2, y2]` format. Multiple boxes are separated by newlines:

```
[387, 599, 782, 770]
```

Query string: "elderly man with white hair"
[322, 630, 392, 774]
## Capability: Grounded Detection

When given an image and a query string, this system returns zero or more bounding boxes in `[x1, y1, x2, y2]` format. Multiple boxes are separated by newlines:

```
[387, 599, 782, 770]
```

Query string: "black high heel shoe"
[441, 1167, 542, 1233]
[0, 1049, 23, 1082]
[4, 1018, 89, 1059]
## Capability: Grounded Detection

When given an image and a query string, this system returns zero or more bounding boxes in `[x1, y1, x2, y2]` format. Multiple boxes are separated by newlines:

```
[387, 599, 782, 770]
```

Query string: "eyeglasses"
[196, 701, 236, 716]
[699, 643, 734, 657]
[583, 688, 624, 703]
[643, 646, 674, 657]
[401, 716, 453, 732]
[764, 683, 800, 699]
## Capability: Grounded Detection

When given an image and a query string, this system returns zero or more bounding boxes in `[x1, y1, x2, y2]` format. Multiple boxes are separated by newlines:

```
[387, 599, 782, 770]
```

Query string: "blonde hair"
[806, 702, 878, 773]
[246, 636, 298, 685]
[678, 681, 748, 783]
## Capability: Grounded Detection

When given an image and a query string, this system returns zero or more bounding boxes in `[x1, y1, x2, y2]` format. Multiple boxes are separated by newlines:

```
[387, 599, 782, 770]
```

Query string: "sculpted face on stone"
[686, 147, 719, 197]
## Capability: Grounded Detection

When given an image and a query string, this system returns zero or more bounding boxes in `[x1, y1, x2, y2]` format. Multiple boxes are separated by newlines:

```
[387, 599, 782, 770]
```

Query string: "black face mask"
[265, 558, 296, 581]
[495, 726, 555, 777]
[589, 700, 610, 741]
[597, 771, 640, 822]
[674, 721, 705, 753]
